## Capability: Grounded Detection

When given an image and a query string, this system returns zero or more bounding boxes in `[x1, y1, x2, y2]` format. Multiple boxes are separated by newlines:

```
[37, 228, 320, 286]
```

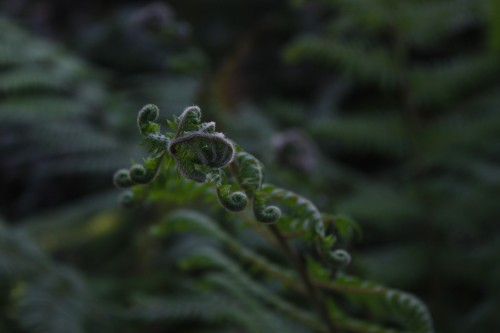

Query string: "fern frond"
[117, 104, 434, 332]
[207, 272, 315, 333]
[0, 96, 88, 121]
[18, 268, 89, 333]
[130, 293, 236, 323]
[285, 36, 402, 89]
[411, 55, 499, 108]
[422, 110, 500, 166]
[0, 67, 71, 93]
[151, 209, 300, 288]
[153, 209, 430, 333]
[0, 222, 49, 279]
[395, 0, 480, 47]
[260, 184, 344, 265]
[318, 275, 434, 333]
[20, 192, 120, 252]
[231, 151, 281, 223]
[0, 16, 130, 186]
[1, 123, 122, 169]
[335, 184, 420, 230]
[316, 0, 479, 47]
[180, 247, 324, 333]
[0, 221, 93, 333]
[309, 113, 410, 157]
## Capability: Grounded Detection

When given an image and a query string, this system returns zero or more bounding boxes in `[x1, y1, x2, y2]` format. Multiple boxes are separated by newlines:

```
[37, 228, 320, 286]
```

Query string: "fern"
[18, 268, 89, 333]
[0, 17, 141, 219]
[0, 222, 49, 278]
[0, 220, 92, 333]
[154, 208, 431, 333]
[285, 36, 403, 89]
[185, 250, 319, 333]
[115, 104, 434, 333]
[284, 1, 500, 332]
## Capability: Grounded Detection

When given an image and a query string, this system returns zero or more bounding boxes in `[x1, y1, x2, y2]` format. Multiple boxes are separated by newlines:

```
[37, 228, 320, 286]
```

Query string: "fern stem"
[268, 224, 338, 333]
[231, 200, 336, 331]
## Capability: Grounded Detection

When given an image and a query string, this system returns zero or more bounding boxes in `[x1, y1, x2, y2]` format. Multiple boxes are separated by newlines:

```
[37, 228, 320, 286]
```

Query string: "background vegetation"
[1, 0, 499, 332]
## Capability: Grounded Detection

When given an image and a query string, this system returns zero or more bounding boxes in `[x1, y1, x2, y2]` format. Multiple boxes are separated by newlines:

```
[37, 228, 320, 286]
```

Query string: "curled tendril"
[327, 249, 351, 267]
[119, 190, 136, 208]
[315, 234, 351, 269]
[200, 121, 216, 133]
[129, 165, 148, 183]
[129, 155, 164, 184]
[216, 185, 248, 212]
[130, 165, 155, 184]
[253, 194, 281, 224]
[233, 151, 263, 196]
[113, 169, 134, 188]
[231, 152, 280, 224]
[137, 104, 160, 136]
[176, 105, 202, 136]
[169, 133, 235, 168]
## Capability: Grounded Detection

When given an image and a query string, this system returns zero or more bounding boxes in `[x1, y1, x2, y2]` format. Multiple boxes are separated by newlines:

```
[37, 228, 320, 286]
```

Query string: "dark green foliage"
[283, 1, 500, 332]
[0, 17, 133, 218]
[0, 1, 496, 332]
[0, 220, 93, 333]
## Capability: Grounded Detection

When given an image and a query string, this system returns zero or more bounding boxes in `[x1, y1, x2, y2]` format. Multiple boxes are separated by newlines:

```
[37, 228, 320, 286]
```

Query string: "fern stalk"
[268, 224, 338, 333]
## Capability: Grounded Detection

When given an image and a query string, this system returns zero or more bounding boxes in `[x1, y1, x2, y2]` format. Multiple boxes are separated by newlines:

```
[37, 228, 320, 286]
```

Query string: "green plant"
[279, 1, 500, 332]
[113, 104, 434, 333]
[0, 16, 136, 219]
[0, 218, 96, 333]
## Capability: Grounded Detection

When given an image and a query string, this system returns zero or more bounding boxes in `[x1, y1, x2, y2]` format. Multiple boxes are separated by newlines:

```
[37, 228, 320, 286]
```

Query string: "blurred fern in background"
[0, 16, 131, 219]
[282, 0, 500, 332]
[0, 8, 204, 219]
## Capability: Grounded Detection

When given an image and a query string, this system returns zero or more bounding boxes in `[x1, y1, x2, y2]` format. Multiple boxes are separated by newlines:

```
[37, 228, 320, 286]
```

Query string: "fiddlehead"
[129, 154, 164, 184]
[113, 155, 163, 192]
[137, 104, 169, 153]
[327, 249, 351, 267]
[175, 105, 202, 136]
[216, 185, 247, 212]
[114, 104, 237, 203]
[130, 164, 154, 184]
[231, 152, 281, 224]
[137, 103, 160, 136]
[119, 190, 135, 208]
[113, 169, 134, 188]
[252, 194, 281, 224]
[232, 151, 264, 195]
[168, 133, 235, 169]
[167, 106, 236, 183]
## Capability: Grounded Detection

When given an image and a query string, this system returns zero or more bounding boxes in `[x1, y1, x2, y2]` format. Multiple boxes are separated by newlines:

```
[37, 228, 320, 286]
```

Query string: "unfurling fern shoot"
[114, 104, 434, 333]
